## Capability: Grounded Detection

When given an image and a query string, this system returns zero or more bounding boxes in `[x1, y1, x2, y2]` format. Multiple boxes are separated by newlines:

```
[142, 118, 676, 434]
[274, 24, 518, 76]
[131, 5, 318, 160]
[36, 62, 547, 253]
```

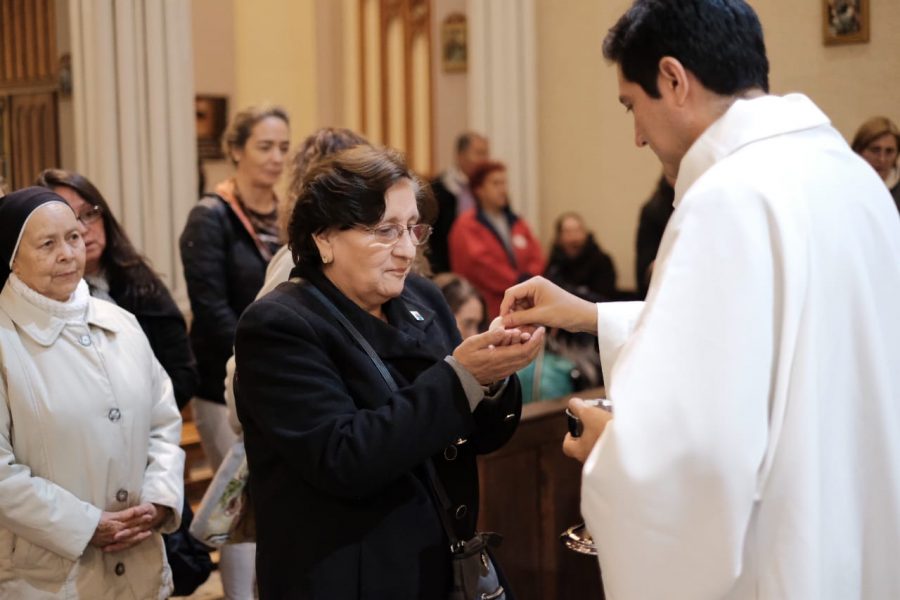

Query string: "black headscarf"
[0, 187, 70, 289]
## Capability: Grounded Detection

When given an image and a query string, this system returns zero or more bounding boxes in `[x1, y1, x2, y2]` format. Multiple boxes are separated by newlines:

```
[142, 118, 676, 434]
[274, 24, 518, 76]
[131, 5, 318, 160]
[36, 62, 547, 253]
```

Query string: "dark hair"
[282, 128, 370, 236]
[553, 211, 587, 238]
[432, 272, 488, 331]
[223, 104, 290, 165]
[455, 131, 486, 155]
[468, 160, 506, 194]
[851, 116, 900, 155]
[288, 145, 436, 266]
[602, 0, 769, 99]
[35, 168, 164, 301]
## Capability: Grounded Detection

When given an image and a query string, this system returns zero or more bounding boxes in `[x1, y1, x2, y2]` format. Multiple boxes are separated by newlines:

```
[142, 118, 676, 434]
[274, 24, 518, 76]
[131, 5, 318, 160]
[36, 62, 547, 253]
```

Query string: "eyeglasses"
[77, 205, 103, 225]
[360, 223, 433, 246]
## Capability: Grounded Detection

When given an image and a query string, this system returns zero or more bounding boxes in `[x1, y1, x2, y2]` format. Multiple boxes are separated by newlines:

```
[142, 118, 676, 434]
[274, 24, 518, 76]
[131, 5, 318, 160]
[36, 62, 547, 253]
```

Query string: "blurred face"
[232, 116, 291, 189]
[458, 136, 489, 178]
[317, 179, 420, 316]
[860, 133, 899, 181]
[455, 296, 485, 340]
[12, 203, 85, 301]
[617, 67, 685, 183]
[475, 170, 508, 212]
[53, 186, 106, 274]
[558, 216, 588, 258]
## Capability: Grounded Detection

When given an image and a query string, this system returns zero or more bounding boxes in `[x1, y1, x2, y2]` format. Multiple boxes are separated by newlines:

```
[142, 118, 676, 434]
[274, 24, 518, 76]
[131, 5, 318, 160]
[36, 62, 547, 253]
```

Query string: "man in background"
[428, 131, 489, 273]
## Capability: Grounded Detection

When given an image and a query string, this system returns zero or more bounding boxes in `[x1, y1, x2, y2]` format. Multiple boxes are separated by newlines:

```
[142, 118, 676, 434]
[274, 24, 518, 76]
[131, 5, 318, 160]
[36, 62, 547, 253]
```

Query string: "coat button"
[79, 334, 92, 347]
[116, 489, 128, 502]
[443, 445, 458, 461]
[455, 505, 467, 520]
[114, 562, 125, 576]
[108, 408, 121, 422]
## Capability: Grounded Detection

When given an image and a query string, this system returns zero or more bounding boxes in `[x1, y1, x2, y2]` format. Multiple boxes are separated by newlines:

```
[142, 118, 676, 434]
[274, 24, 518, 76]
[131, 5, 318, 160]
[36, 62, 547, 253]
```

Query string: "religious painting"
[195, 95, 228, 160]
[441, 13, 467, 73]
[824, 0, 869, 45]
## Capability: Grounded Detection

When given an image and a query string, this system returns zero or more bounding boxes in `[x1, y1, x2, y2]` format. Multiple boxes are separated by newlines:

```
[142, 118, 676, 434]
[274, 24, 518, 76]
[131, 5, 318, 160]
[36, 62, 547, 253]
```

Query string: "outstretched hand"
[453, 325, 546, 385]
[500, 276, 597, 334]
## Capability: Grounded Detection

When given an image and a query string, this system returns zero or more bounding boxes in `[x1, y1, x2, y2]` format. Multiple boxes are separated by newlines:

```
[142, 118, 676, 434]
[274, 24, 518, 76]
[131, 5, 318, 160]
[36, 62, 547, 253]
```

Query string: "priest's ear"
[657, 57, 691, 106]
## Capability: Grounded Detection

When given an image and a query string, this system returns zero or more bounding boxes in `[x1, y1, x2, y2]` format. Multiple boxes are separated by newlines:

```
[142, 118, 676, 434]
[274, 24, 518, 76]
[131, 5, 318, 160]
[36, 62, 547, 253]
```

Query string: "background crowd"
[0, 82, 897, 597]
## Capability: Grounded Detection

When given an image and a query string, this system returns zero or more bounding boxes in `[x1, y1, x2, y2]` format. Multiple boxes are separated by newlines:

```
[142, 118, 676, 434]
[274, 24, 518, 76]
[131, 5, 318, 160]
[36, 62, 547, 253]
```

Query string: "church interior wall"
[190, 0, 899, 290]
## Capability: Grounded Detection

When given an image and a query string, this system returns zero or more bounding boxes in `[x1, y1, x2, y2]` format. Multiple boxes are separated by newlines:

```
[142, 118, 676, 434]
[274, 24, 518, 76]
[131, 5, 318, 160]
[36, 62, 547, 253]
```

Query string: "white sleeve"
[581, 186, 774, 599]
[139, 359, 185, 533]
[0, 379, 101, 560]
[596, 301, 645, 389]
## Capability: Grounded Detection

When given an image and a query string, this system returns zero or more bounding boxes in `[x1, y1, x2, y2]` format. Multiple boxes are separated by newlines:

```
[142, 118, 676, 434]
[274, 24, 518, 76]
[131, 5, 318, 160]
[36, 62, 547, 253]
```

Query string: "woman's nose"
[393, 229, 417, 257]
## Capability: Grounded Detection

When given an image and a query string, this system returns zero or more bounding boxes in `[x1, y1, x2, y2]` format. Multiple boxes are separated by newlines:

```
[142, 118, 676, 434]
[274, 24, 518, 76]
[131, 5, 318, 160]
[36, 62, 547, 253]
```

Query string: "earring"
[322, 254, 332, 264]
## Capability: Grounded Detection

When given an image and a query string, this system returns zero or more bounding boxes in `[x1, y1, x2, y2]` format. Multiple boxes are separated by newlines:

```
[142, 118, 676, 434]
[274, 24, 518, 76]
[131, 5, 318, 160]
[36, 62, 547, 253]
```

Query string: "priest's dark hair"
[35, 168, 164, 303]
[602, 0, 769, 99]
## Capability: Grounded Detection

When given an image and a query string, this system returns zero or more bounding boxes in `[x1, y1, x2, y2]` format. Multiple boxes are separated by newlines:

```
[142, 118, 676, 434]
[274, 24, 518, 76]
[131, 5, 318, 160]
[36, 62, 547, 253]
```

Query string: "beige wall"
[192, 0, 236, 191]
[432, 0, 469, 175]
[536, 0, 900, 290]
[192, 0, 320, 193]
[233, 0, 318, 144]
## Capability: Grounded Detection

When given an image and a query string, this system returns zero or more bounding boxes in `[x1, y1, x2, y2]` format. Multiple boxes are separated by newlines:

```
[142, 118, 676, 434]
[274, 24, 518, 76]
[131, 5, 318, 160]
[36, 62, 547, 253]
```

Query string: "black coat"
[234, 266, 522, 599]
[180, 195, 269, 404]
[636, 180, 675, 299]
[545, 234, 617, 303]
[110, 284, 197, 409]
[427, 175, 458, 274]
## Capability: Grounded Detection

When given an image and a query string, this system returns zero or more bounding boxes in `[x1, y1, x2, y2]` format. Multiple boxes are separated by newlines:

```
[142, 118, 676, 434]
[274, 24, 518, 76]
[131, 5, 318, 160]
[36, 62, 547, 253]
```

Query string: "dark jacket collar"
[290, 264, 443, 362]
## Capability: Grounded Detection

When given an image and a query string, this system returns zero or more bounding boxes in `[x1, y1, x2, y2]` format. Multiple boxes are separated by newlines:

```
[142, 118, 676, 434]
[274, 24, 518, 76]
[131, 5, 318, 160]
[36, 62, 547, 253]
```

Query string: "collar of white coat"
[0, 279, 121, 347]
[674, 94, 831, 207]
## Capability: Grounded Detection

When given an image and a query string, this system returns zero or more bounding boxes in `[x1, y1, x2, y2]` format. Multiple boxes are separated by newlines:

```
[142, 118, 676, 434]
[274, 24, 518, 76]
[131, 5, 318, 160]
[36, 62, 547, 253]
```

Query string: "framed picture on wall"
[441, 13, 467, 73]
[824, 0, 869, 45]
[195, 95, 228, 160]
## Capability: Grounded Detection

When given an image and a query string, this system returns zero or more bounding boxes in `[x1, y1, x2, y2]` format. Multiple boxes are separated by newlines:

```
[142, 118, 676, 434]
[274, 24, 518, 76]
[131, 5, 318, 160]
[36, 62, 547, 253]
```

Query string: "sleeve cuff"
[444, 356, 484, 412]
[596, 301, 645, 388]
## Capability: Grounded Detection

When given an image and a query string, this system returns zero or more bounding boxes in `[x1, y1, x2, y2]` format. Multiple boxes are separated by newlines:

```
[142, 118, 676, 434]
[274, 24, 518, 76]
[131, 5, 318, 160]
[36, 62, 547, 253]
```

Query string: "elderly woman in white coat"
[0, 188, 185, 599]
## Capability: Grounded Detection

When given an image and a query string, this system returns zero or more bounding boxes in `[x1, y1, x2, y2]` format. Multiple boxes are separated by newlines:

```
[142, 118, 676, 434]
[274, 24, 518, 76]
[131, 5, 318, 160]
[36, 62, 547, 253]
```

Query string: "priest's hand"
[563, 398, 613, 463]
[500, 276, 597, 334]
[453, 325, 546, 385]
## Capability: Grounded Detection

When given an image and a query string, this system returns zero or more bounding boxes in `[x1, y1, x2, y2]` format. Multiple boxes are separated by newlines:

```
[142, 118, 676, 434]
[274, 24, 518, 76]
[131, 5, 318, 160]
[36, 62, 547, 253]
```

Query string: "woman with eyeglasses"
[233, 145, 544, 598]
[851, 116, 900, 213]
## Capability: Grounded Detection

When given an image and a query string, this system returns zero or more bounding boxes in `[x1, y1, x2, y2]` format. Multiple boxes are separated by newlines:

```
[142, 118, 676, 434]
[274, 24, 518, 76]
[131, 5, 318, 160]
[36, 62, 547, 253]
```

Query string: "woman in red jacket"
[448, 161, 544, 318]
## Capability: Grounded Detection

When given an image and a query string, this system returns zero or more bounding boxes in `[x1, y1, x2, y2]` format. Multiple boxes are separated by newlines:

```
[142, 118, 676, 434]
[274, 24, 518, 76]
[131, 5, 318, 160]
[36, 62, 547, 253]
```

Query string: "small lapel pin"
[410, 310, 424, 321]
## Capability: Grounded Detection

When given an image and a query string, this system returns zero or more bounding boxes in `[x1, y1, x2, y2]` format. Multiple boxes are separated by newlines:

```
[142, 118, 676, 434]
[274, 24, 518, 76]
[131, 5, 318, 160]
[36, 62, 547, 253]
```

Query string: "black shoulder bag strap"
[304, 283, 464, 551]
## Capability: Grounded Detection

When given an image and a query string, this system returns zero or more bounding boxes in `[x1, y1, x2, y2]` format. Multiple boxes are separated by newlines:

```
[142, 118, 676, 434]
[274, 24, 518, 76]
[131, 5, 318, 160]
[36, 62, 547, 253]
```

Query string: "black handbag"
[305, 284, 507, 600]
[164, 498, 214, 596]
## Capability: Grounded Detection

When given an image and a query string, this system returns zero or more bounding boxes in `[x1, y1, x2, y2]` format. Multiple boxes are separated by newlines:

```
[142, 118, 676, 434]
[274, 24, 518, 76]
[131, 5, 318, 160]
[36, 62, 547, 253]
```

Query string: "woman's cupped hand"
[452, 324, 546, 385]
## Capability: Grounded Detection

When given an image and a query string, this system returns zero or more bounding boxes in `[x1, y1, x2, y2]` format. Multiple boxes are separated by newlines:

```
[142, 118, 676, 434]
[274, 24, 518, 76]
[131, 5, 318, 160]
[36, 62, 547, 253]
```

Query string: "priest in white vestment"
[501, 1, 900, 599]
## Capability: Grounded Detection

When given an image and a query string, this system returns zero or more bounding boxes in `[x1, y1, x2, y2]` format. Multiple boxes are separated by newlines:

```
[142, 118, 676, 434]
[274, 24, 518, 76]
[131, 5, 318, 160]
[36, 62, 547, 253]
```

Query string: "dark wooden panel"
[8, 92, 58, 189]
[478, 393, 606, 600]
[0, 0, 56, 88]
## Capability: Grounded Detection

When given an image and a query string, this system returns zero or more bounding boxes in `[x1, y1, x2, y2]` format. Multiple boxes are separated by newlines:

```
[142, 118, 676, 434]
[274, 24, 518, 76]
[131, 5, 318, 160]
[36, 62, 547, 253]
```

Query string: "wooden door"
[0, 0, 60, 190]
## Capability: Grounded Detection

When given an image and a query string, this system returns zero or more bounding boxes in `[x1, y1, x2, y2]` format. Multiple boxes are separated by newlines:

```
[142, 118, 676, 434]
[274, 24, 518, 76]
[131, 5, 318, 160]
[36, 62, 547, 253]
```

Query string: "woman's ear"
[657, 56, 690, 106]
[313, 230, 335, 265]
